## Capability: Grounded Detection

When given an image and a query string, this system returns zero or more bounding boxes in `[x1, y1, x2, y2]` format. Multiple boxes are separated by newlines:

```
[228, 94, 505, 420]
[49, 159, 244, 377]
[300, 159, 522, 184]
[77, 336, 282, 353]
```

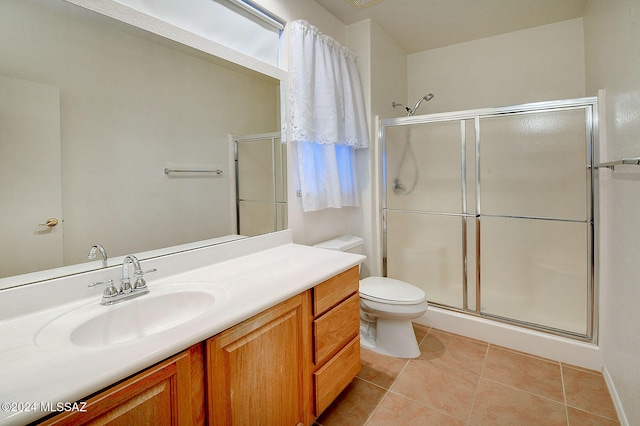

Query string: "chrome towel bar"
[164, 167, 223, 175]
[596, 157, 640, 170]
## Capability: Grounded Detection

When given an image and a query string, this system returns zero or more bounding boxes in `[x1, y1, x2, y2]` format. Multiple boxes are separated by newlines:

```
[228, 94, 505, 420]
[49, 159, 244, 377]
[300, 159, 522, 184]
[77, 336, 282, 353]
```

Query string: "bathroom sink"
[36, 281, 229, 348]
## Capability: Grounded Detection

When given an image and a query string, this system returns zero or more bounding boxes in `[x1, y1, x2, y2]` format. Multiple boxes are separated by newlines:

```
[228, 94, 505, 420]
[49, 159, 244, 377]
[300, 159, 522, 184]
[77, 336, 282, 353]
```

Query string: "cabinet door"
[207, 293, 311, 426]
[40, 344, 205, 425]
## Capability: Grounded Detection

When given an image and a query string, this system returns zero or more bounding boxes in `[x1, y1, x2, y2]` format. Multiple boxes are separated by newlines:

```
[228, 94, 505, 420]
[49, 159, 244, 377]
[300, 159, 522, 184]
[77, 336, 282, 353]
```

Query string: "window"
[112, 0, 284, 67]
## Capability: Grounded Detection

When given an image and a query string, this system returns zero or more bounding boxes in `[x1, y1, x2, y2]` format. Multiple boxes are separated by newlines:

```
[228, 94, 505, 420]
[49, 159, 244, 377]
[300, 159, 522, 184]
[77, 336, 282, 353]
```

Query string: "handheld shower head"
[411, 93, 434, 114]
[392, 93, 434, 116]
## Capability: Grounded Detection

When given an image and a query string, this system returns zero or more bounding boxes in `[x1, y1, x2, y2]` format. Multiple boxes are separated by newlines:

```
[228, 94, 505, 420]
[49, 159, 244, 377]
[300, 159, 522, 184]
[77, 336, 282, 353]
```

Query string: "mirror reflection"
[0, 0, 282, 286]
[235, 133, 287, 237]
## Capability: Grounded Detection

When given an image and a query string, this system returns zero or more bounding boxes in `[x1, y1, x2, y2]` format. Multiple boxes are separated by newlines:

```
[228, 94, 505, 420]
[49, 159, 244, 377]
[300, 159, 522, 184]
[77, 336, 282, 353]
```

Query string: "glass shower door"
[384, 120, 471, 310]
[478, 108, 592, 335]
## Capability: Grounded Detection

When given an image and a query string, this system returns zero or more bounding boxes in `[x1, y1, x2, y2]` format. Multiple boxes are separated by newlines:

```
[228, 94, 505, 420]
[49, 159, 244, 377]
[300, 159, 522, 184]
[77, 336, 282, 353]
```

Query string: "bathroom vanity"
[0, 231, 364, 425]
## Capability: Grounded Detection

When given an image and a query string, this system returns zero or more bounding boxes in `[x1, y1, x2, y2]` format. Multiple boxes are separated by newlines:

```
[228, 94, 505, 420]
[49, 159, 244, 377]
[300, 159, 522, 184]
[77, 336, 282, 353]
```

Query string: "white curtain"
[289, 20, 369, 212]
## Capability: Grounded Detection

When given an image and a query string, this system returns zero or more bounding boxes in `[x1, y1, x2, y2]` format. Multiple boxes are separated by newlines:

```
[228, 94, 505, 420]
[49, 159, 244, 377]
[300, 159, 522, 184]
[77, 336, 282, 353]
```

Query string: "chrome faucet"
[88, 244, 108, 268]
[89, 255, 156, 305]
[122, 255, 146, 293]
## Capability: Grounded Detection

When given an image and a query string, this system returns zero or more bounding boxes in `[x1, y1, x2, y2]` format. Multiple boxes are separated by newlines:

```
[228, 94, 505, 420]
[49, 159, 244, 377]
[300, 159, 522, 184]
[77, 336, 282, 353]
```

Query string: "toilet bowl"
[359, 276, 428, 358]
[313, 235, 428, 359]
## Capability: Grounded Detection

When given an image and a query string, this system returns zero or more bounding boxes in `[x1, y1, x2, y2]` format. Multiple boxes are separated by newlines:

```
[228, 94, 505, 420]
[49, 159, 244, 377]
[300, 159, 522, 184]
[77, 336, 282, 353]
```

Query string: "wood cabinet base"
[206, 293, 311, 426]
[39, 344, 205, 425]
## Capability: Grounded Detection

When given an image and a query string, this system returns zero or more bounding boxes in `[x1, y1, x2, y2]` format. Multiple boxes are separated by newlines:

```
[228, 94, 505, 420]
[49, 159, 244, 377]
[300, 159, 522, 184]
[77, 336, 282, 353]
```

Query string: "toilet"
[313, 235, 428, 358]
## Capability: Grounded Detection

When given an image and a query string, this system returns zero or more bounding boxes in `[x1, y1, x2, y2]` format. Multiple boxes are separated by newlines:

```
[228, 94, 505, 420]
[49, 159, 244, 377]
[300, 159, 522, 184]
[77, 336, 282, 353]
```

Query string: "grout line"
[362, 388, 389, 426]
[490, 341, 563, 365]
[480, 376, 568, 407]
[360, 327, 427, 425]
[466, 342, 491, 425]
[385, 388, 464, 423]
[415, 324, 432, 346]
[560, 361, 570, 426]
[566, 405, 623, 424]
[355, 374, 399, 392]
[359, 357, 411, 426]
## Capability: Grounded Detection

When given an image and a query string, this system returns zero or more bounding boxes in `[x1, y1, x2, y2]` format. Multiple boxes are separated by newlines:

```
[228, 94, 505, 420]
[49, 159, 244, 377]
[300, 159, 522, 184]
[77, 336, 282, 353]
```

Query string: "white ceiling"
[313, 0, 587, 54]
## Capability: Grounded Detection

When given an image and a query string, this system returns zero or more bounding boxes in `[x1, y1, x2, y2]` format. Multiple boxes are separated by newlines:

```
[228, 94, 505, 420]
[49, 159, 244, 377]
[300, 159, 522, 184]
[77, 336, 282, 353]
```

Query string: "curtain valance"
[289, 20, 369, 149]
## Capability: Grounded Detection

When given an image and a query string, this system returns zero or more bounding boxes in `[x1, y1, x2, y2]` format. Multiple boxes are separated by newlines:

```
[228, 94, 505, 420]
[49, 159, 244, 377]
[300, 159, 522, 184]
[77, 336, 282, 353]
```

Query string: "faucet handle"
[89, 279, 119, 297]
[133, 268, 156, 291]
[89, 279, 112, 288]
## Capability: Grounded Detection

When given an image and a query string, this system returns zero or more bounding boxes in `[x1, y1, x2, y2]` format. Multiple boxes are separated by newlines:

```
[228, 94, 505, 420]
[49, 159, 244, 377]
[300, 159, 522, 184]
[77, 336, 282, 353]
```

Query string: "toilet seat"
[360, 277, 426, 305]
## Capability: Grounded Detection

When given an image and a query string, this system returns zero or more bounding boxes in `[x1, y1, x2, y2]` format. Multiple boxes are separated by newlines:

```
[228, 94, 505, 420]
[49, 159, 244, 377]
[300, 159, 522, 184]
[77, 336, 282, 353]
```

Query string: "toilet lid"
[359, 277, 426, 305]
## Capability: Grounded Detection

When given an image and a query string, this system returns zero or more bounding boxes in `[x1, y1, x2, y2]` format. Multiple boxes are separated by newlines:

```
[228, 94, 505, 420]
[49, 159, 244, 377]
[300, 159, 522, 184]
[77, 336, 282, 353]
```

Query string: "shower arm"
[391, 101, 412, 115]
[392, 94, 433, 117]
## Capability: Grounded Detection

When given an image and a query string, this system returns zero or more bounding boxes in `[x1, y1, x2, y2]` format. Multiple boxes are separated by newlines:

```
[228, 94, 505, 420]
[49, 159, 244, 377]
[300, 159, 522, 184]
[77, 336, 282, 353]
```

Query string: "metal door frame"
[379, 97, 598, 342]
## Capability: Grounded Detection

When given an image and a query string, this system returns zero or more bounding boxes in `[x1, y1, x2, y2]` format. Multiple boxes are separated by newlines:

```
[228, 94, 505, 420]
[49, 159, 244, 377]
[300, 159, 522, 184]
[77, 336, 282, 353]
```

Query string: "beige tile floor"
[315, 325, 619, 426]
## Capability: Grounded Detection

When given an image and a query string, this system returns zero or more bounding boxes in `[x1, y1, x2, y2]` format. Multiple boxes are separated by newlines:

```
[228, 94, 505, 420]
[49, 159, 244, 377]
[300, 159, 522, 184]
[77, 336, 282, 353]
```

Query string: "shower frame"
[233, 132, 286, 236]
[379, 97, 598, 342]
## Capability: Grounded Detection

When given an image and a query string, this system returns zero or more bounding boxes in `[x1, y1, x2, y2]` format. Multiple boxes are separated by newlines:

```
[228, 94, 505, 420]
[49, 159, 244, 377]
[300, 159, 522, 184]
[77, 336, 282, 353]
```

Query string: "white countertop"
[0, 232, 364, 425]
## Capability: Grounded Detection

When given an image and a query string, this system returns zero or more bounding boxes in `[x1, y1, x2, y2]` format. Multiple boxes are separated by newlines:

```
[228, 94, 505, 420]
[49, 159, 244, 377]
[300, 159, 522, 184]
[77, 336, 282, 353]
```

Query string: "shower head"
[392, 93, 434, 116]
[411, 93, 434, 114]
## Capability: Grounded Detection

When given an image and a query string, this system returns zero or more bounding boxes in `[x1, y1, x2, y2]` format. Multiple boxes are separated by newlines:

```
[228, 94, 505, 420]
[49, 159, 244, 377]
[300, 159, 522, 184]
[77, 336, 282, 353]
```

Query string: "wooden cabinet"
[39, 344, 205, 425]
[311, 266, 361, 417]
[39, 267, 361, 425]
[206, 293, 312, 426]
[206, 266, 361, 424]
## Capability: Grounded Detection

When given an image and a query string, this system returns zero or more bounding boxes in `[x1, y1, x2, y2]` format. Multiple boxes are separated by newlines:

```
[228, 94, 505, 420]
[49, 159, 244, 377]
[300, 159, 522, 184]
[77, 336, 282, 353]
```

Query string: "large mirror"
[0, 0, 283, 289]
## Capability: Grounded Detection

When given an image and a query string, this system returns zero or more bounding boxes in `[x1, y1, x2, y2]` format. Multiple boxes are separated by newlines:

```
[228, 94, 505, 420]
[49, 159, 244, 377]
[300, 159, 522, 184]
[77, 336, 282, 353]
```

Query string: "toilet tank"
[313, 235, 364, 255]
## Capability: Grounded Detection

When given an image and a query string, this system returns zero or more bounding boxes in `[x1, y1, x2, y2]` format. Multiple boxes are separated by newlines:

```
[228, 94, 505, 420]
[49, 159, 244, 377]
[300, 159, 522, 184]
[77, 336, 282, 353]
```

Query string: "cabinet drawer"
[313, 293, 360, 366]
[313, 266, 359, 316]
[313, 336, 360, 416]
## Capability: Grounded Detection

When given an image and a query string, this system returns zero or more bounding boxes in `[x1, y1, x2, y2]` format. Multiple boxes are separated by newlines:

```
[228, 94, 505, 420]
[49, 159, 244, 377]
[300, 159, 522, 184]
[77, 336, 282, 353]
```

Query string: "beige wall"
[407, 18, 586, 113]
[584, 0, 640, 424]
[346, 19, 407, 276]
[0, 0, 279, 266]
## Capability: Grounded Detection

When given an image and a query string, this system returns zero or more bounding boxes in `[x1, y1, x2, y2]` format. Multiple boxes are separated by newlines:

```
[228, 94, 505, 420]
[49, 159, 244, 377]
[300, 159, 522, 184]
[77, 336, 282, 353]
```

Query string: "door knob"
[39, 218, 59, 228]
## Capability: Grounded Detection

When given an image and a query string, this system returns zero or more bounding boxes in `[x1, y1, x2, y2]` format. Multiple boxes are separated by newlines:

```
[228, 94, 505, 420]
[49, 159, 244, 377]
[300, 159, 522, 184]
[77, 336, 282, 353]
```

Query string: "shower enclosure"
[234, 132, 286, 236]
[381, 98, 597, 341]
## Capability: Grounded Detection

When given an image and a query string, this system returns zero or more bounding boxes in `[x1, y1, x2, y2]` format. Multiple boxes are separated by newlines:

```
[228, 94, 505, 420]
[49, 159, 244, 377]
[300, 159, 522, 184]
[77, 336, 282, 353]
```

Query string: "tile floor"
[315, 325, 619, 426]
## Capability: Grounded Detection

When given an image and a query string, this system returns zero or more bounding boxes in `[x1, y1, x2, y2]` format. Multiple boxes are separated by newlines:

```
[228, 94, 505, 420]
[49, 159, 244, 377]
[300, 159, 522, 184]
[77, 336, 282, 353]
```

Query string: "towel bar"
[164, 167, 223, 175]
[595, 158, 640, 170]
